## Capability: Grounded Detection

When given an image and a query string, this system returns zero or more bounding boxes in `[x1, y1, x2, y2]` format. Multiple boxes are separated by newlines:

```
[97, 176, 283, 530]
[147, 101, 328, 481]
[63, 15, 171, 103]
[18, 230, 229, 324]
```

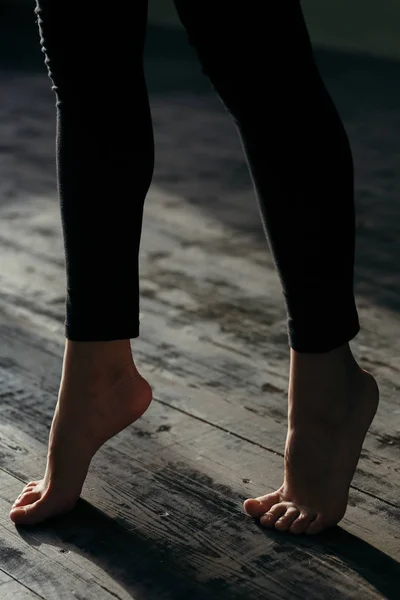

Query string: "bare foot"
[243, 343, 379, 535]
[10, 340, 152, 525]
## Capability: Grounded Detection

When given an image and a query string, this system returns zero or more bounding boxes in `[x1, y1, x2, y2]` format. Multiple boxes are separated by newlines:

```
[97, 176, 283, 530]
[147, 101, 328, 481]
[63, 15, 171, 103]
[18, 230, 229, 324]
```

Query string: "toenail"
[12, 506, 26, 514]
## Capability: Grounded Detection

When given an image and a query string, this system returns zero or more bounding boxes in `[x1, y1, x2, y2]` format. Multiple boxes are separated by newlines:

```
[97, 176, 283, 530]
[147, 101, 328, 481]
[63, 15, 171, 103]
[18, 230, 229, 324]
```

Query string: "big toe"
[244, 492, 281, 518]
[243, 498, 263, 517]
[9, 501, 45, 525]
[10, 495, 76, 526]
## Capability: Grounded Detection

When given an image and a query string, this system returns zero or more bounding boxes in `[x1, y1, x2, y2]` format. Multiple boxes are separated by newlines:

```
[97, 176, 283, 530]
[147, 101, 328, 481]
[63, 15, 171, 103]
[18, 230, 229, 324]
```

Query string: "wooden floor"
[0, 12, 400, 600]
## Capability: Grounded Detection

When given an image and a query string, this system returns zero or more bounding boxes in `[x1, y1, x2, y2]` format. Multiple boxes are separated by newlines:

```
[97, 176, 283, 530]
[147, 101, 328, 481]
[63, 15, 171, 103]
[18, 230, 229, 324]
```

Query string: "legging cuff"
[65, 321, 140, 341]
[287, 294, 360, 353]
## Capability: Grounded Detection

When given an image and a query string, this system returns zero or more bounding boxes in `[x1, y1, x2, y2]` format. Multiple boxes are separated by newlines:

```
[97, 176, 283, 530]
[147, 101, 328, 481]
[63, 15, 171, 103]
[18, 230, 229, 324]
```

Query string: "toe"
[14, 483, 37, 503]
[289, 511, 317, 535]
[10, 498, 51, 526]
[274, 506, 300, 532]
[260, 503, 288, 528]
[9, 506, 29, 523]
[10, 491, 78, 526]
[25, 482, 38, 490]
[12, 490, 41, 509]
[244, 492, 281, 518]
[243, 498, 263, 517]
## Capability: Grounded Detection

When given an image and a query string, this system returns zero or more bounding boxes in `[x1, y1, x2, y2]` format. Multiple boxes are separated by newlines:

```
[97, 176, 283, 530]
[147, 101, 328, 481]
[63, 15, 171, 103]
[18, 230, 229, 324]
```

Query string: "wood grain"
[0, 18, 399, 600]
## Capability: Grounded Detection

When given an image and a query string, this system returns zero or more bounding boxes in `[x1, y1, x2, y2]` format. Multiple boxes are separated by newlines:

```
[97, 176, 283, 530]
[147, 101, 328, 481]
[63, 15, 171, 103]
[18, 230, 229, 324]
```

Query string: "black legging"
[34, 0, 360, 353]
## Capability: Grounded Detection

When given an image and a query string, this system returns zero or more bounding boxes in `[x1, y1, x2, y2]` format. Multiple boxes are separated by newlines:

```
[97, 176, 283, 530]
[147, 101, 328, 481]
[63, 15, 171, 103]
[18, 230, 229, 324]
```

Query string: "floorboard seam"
[0, 567, 46, 599]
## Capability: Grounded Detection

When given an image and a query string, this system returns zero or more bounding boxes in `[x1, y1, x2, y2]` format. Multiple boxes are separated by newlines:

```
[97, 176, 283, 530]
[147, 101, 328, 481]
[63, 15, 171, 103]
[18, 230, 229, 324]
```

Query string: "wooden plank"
[0, 418, 396, 600]
[0, 50, 400, 599]
[0, 280, 399, 527]
[0, 360, 399, 599]
[0, 189, 399, 512]
[0, 574, 43, 600]
[0, 476, 137, 600]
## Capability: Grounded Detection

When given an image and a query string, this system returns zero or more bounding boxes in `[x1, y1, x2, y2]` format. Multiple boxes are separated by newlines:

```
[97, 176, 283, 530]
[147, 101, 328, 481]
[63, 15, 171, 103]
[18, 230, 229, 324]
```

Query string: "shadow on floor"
[14, 492, 400, 600]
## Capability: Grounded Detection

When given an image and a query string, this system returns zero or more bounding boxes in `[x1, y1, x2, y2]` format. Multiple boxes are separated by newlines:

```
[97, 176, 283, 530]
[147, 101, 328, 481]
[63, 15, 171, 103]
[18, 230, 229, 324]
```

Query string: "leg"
[10, 1, 153, 525]
[174, 0, 379, 533]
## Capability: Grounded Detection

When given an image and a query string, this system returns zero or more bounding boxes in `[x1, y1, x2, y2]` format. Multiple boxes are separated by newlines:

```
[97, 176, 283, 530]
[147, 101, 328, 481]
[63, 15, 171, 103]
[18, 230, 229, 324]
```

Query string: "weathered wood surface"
[0, 13, 399, 600]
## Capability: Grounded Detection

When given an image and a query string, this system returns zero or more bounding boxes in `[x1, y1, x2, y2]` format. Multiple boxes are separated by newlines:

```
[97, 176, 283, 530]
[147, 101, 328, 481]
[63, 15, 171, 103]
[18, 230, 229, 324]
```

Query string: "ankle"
[61, 339, 136, 387]
[289, 343, 361, 388]
[288, 343, 362, 424]
[290, 342, 358, 371]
